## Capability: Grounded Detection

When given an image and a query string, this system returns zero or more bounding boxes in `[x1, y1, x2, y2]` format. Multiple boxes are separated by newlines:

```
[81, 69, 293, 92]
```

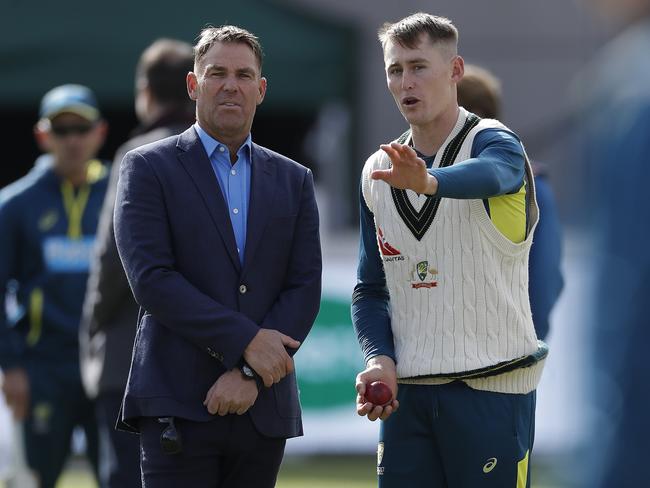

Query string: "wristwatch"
[240, 362, 263, 391]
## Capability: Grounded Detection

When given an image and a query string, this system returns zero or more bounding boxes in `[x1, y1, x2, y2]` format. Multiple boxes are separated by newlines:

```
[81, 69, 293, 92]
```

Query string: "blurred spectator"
[79, 38, 195, 488]
[457, 64, 564, 340]
[575, 1, 650, 486]
[0, 84, 108, 488]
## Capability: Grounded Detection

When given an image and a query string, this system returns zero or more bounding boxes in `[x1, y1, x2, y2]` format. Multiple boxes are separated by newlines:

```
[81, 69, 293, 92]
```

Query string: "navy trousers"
[139, 413, 286, 488]
[378, 381, 536, 488]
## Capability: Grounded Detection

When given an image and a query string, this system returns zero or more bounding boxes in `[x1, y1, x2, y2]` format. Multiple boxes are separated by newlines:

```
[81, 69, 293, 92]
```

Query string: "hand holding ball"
[365, 381, 392, 406]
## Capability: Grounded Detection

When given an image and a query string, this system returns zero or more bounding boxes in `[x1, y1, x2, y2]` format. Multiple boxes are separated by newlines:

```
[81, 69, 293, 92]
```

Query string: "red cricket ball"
[365, 381, 392, 406]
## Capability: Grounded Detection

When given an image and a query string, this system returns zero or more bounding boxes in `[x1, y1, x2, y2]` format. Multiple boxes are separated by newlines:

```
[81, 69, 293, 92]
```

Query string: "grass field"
[53, 456, 378, 488]
[48, 454, 564, 488]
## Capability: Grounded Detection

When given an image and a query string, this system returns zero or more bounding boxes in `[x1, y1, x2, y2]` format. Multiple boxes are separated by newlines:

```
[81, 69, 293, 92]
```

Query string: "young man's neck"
[53, 162, 88, 187]
[410, 105, 460, 157]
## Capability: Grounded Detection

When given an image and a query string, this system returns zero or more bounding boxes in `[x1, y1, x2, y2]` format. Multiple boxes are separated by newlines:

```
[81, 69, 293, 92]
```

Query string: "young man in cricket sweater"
[352, 13, 546, 488]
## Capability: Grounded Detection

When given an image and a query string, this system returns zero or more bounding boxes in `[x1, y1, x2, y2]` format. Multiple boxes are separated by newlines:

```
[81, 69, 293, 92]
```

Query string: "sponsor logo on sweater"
[377, 227, 404, 262]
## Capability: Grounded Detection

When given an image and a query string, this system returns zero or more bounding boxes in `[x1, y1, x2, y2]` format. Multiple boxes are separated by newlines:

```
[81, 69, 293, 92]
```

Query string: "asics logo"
[483, 457, 497, 473]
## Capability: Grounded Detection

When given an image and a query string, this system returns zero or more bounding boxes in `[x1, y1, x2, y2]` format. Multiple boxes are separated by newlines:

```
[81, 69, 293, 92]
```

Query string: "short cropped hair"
[457, 64, 502, 119]
[136, 39, 194, 104]
[378, 12, 458, 50]
[194, 25, 264, 71]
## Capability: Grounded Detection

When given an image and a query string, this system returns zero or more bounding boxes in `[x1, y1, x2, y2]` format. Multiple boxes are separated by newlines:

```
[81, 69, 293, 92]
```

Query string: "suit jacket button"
[239, 284, 247, 294]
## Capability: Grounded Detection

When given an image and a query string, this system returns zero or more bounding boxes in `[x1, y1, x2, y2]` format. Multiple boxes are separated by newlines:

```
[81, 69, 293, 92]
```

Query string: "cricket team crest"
[411, 260, 438, 289]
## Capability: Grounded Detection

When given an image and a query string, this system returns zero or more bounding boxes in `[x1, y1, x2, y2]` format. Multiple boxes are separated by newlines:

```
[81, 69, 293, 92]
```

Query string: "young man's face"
[187, 41, 267, 143]
[384, 34, 463, 129]
[38, 112, 106, 174]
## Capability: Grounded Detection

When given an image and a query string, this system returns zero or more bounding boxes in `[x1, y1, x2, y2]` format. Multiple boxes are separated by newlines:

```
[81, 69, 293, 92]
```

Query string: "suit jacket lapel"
[176, 127, 241, 272]
[243, 144, 276, 273]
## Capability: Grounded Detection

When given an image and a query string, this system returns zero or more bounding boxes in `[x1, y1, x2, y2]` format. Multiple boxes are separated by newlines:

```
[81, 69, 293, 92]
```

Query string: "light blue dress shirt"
[195, 123, 251, 265]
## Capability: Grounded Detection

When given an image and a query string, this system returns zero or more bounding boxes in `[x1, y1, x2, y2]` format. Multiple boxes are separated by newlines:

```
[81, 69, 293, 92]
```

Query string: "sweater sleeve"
[351, 181, 395, 364]
[429, 128, 525, 199]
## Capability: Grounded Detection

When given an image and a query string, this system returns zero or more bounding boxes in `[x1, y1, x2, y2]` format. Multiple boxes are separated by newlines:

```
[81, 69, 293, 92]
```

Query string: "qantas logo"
[377, 227, 401, 256]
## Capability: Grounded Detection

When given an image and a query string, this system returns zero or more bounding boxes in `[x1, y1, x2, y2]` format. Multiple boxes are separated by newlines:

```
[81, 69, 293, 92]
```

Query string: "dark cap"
[39, 84, 101, 122]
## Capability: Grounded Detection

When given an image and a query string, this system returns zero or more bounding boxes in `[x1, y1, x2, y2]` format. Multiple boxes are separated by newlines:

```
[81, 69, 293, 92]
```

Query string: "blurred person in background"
[0, 84, 108, 488]
[457, 64, 564, 341]
[113, 25, 321, 487]
[575, 0, 650, 486]
[352, 13, 546, 487]
[79, 39, 195, 488]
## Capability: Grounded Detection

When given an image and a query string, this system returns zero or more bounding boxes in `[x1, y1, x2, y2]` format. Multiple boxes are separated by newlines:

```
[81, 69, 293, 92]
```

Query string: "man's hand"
[1, 368, 30, 421]
[243, 329, 299, 387]
[203, 369, 258, 416]
[372, 142, 438, 195]
[355, 355, 399, 422]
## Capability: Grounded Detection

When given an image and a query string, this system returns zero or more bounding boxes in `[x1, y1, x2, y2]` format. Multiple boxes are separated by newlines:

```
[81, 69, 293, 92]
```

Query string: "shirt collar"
[194, 123, 252, 159]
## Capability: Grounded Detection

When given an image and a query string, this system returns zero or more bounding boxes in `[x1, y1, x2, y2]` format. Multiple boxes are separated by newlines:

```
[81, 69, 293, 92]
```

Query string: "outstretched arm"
[373, 129, 526, 200]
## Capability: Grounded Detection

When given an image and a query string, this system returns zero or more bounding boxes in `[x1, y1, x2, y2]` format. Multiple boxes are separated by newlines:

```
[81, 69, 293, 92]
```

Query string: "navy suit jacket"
[114, 126, 321, 439]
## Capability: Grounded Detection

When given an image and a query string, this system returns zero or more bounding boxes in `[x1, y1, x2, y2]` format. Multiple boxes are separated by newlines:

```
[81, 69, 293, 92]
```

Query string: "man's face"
[38, 113, 106, 174]
[384, 34, 462, 128]
[187, 41, 266, 142]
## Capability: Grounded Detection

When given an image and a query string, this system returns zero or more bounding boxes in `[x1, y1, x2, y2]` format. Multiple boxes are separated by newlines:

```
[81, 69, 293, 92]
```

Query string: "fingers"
[391, 142, 418, 159]
[356, 401, 398, 422]
[358, 403, 384, 421]
[380, 142, 418, 160]
[204, 393, 219, 415]
[204, 370, 260, 416]
[355, 380, 366, 397]
[245, 330, 297, 386]
[380, 142, 422, 167]
[379, 400, 399, 421]
[203, 384, 216, 407]
[356, 380, 399, 422]
[258, 355, 293, 385]
[260, 372, 274, 388]
[284, 356, 295, 376]
[370, 169, 392, 181]
[217, 399, 231, 416]
[279, 332, 301, 349]
[380, 144, 400, 161]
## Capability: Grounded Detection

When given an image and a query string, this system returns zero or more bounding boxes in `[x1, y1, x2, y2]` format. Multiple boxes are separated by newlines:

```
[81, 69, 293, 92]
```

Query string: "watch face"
[242, 365, 254, 379]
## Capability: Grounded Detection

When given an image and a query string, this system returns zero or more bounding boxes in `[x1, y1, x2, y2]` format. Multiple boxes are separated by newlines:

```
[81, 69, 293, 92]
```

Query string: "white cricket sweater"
[362, 109, 545, 394]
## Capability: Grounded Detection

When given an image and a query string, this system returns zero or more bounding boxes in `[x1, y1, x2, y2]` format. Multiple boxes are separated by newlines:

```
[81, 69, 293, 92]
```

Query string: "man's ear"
[187, 72, 199, 101]
[33, 123, 51, 152]
[451, 55, 465, 83]
[257, 77, 267, 105]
